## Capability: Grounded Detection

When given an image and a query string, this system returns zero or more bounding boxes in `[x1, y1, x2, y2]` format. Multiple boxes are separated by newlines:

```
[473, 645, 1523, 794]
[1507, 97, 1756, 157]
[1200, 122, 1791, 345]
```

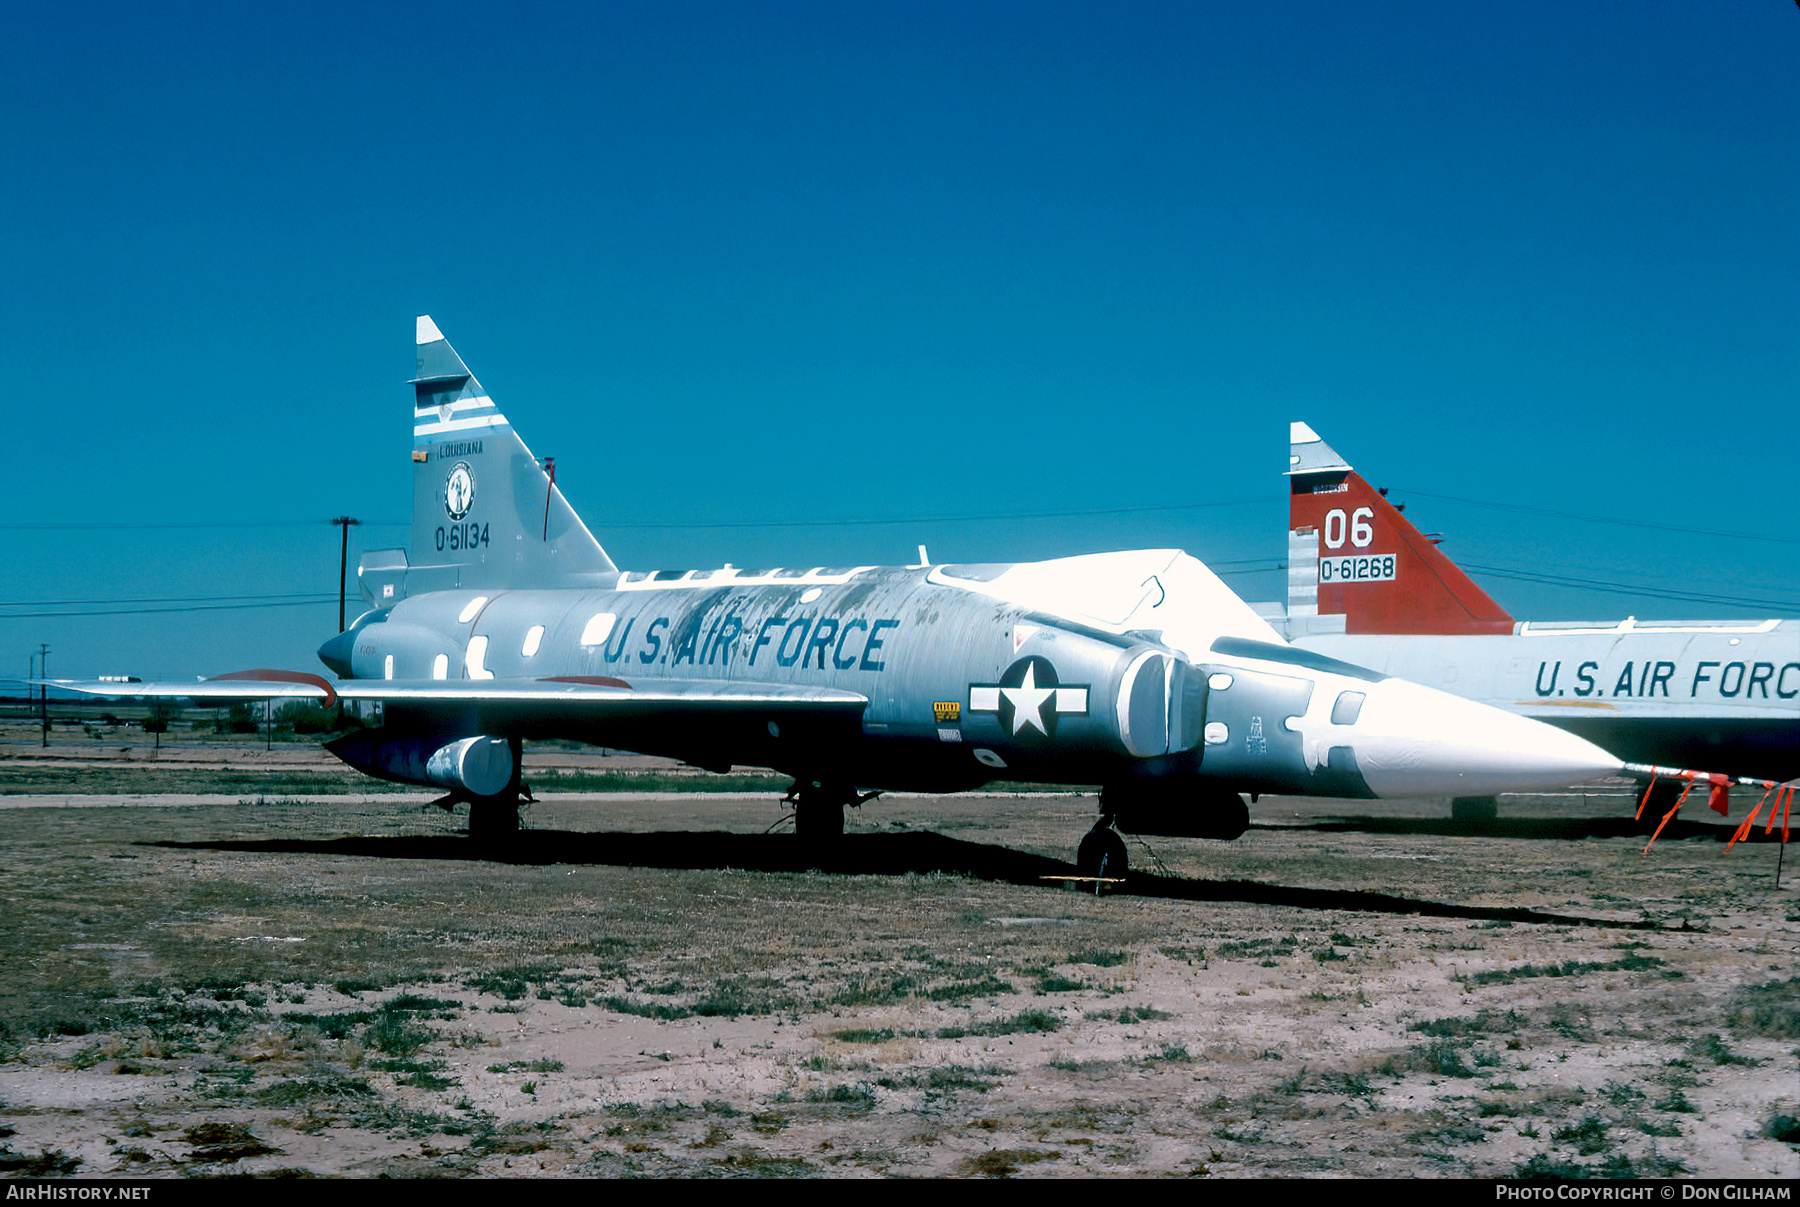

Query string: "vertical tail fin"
[1286, 422, 1513, 636]
[403, 317, 616, 595]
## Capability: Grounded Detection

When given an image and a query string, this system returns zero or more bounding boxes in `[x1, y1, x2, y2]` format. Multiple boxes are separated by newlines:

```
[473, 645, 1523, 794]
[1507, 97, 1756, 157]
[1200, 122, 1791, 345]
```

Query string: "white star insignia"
[1000, 661, 1056, 736]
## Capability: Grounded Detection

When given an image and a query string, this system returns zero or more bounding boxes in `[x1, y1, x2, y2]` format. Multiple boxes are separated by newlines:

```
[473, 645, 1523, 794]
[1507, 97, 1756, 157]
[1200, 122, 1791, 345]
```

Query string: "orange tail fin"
[1287, 423, 1514, 636]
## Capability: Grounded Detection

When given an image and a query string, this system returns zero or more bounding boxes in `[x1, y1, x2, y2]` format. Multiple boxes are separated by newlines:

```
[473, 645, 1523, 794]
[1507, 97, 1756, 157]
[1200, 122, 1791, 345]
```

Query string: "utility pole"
[332, 516, 361, 632]
[38, 644, 49, 748]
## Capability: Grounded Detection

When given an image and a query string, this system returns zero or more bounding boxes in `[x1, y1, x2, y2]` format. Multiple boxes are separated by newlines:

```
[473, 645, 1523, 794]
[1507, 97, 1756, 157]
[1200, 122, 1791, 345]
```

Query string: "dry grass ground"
[0, 722, 1796, 1179]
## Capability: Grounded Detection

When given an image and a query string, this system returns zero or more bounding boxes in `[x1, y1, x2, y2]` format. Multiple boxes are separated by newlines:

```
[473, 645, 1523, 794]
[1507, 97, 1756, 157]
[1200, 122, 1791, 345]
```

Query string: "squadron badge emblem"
[443, 461, 476, 521]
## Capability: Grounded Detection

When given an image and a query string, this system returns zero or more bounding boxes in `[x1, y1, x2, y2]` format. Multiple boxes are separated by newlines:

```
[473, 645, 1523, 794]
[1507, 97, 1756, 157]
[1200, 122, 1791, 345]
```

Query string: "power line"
[1461, 562, 1795, 613]
[1392, 487, 1794, 546]
[0, 520, 408, 532]
[0, 591, 339, 608]
[594, 498, 1268, 530]
[3, 499, 1269, 534]
[0, 598, 337, 620]
[4, 481, 1791, 547]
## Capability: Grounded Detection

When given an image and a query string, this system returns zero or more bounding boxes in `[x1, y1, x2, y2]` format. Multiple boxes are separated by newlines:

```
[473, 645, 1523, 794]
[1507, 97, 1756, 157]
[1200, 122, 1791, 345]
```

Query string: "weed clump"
[0, 1147, 81, 1177]
[597, 996, 690, 1021]
[383, 994, 460, 1015]
[1552, 1115, 1612, 1156]
[1765, 1115, 1800, 1144]
[936, 1010, 1060, 1039]
[1410, 1119, 1485, 1146]
[1461, 954, 1663, 987]
[691, 976, 797, 1017]
[1725, 977, 1800, 1039]
[1652, 1088, 1697, 1114]
[366, 1013, 434, 1058]
[830, 974, 920, 1007]
[1322, 1071, 1375, 1098]
[829, 1028, 894, 1044]
[1408, 1010, 1527, 1038]
[1379, 1040, 1474, 1079]
[257, 1076, 376, 1107]
[1690, 1033, 1758, 1067]
[467, 964, 564, 1002]
[954, 1148, 1060, 1178]
[1066, 949, 1129, 968]
[1520, 1148, 1688, 1179]
[803, 1083, 877, 1114]
[181, 1122, 281, 1163]
[925, 976, 1015, 1002]
[1086, 1006, 1171, 1023]
[487, 1059, 564, 1073]
[876, 1064, 1004, 1093]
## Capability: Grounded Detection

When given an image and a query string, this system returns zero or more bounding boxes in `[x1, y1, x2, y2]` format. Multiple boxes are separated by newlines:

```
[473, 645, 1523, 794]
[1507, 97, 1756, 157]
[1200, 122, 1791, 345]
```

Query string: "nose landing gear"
[1076, 818, 1129, 894]
[1450, 795, 1499, 823]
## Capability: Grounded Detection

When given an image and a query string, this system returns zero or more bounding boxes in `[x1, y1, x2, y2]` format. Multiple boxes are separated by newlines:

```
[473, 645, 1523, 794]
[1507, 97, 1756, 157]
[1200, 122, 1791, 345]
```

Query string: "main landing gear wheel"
[1451, 796, 1498, 823]
[464, 737, 528, 844]
[1076, 824, 1129, 894]
[1212, 793, 1251, 841]
[469, 794, 521, 842]
[788, 780, 878, 845]
[795, 791, 845, 842]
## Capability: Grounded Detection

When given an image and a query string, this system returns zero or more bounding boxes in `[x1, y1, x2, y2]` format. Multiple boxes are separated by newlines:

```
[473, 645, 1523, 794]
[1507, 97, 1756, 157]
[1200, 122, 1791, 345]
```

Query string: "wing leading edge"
[50, 673, 866, 713]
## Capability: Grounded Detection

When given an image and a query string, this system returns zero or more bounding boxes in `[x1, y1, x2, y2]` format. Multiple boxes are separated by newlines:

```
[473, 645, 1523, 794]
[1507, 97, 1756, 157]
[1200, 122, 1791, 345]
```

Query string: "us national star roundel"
[443, 461, 476, 521]
[967, 656, 1090, 745]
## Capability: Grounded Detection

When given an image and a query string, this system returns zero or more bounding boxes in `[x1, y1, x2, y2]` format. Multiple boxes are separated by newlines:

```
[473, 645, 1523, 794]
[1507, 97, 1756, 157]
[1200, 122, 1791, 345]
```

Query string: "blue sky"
[4, 1, 1795, 679]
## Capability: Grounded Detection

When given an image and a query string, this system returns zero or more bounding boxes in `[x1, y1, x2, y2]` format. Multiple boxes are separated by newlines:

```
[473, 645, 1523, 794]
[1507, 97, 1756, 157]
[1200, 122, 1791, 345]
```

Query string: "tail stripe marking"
[414, 414, 509, 438]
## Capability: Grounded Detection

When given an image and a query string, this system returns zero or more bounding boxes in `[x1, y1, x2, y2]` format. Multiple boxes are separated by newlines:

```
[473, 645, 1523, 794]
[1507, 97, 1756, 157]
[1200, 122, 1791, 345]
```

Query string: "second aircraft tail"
[1285, 422, 1514, 636]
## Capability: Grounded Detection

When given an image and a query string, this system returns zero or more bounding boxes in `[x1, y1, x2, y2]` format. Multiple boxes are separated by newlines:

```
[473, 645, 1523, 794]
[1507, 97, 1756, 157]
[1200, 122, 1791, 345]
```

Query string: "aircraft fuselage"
[1297, 622, 1800, 782]
[324, 547, 1630, 806]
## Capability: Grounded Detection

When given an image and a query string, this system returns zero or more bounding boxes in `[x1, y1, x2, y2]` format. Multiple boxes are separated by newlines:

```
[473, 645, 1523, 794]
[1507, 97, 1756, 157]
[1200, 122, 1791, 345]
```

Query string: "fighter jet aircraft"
[52, 322, 1646, 880]
[1269, 422, 1799, 817]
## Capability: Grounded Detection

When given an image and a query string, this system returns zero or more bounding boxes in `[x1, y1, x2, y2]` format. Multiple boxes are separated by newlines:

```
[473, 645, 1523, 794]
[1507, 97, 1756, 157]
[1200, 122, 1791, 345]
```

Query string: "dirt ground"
[0, 729, 1796, 1179]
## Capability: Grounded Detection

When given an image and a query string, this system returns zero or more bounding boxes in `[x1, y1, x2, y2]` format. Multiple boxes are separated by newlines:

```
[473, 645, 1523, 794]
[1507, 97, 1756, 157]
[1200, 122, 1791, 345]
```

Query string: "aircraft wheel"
[1451, 796, 1499, 823]
[794, 792, 845, 843]
[1076, 826, 1129, 893]
[1211, 793, 1251, 840]
[469, 795, 520, 841]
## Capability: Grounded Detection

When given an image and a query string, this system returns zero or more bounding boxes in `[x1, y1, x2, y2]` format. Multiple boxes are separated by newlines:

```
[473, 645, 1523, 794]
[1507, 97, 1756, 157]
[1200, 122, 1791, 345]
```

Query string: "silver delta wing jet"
[61, 320, 1636, 881]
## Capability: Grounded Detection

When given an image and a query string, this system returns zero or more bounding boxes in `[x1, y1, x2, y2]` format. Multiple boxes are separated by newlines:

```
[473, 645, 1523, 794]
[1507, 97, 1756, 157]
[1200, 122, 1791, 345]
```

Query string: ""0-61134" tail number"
[1319, 553, 1396, 583]
[436, 522, 490, 552]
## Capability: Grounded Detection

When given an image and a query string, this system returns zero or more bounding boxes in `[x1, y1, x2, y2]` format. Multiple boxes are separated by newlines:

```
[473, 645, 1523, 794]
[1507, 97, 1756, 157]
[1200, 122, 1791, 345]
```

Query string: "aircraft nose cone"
[1350, 679, 1623, 799]
[317, 629, 355, 678]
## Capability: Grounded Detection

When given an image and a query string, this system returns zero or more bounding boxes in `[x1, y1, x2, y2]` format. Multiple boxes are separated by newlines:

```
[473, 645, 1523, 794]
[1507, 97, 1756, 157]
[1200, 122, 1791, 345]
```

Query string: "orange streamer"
[1642, 774, 1696, 855]
[1707, 774, 1731, 817]
[1727, 787, 1774, 852]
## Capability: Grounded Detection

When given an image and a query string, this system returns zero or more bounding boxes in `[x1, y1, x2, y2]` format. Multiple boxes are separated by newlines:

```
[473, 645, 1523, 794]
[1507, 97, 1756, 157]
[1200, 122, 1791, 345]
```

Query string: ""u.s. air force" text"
[592, 612, 899, 671]
[1534, 659, 1800, 699]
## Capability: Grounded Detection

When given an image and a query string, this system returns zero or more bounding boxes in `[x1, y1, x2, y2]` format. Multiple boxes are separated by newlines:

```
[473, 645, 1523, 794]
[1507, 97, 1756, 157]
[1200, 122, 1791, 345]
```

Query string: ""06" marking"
[1322, 507, 1373, 550]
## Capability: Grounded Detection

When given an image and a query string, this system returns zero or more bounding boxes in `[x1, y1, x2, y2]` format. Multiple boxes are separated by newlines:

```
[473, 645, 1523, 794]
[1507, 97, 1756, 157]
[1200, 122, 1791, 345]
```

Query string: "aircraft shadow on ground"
[1288, 815, 1752, 842]
[146, 828, 1671, 930]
